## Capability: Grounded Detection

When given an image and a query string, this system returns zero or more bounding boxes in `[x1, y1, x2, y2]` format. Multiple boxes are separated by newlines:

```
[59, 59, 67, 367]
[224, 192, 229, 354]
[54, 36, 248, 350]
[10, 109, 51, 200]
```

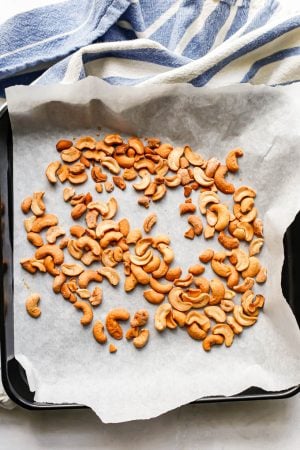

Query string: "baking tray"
[0, 103, 299, 410]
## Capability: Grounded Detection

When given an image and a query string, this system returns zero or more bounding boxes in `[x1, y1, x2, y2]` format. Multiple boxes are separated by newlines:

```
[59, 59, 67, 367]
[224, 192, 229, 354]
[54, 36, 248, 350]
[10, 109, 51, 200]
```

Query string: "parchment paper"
[6, 78, 300, 423]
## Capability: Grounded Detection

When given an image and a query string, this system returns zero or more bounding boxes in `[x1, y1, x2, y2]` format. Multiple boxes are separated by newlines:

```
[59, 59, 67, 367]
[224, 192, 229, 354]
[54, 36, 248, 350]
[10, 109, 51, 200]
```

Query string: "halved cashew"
[153, 259, 170, 278]
[78, 270, 102, 288]
[253, 218, 264, 237]
[85, 210, 99, 229]
[172, 310, 186, 327]
[27, 232, 43, 247]
[249, 238, 264, 256]
[46, 226, 65, 244]
[166, 309, 177, 329]
[21, 196, 32, 214]
[155, 303, 172, 331]
[133, 169, 151, 191]
[224, 289, 236, 300]
[241, 256, 261, 278]
[218, 231, 239, 250]
[149, 277, 172, 294]
[61, 147, 81, 163]
[206, 209, 217, 227]
[62, 263, 84, 276]
[233, 222, 254, 242]
[225, 148, 244, 173]
[93, 320, 107, 344]
[75, 136, 96, 150]
[179, 202, 196, 215]
[188, 264, 205, 276]
[118, 218, 130, 237]
[106, 308, 130, 339]
[100, 231, 123, 249]
[241, 197, 255, 213]
[199, 191, 219, 214]
[187, 323, 207, 340]
[233, 277, 255, 293]
[67, 240, 83, 260]
[87, 201, 108, 215]
[209, 204, 230, 231]
[102, 156, 121, 174]
[214, 165, 235, 194]
[30, 259, 46, 272]
[204, 306, 226, 323]
[256, 266, 267, 283]
[102, 197, 118, 220]
[239, 207, 257, 223]
[182, 290, 210, 308]
[231, 249, 249, 272]
[143, 255, 161, 273]
[128, 246, 153, 265]
[26, 293, 41, 318]
[193, 167, 214, 187]
[184, 146, 204, 166]
[44, 255, 60, 276]
[168, 287, 192, 312]
[128, 137, 144, 154]
[241, 290, 258, 316]
[174, 273, 194, 287]
[199, 249, 214, 263]
[126, 327, 139, 340]
[30, 192, 46, 216]
[74, 301, 93, 326]
[46, 161, 61, 183]
[130, 309, 149, 327]
[205, 157, 220, 178]
[165, 267, 182, 281]
[226, 267, 240, 289]
[233, 185, 256, 203]
[98, 267, 120, 286]
[211, 259, 231, 278]
[194, 277, 210, 293]
[131, 264, 150, 284]
[35, 244, 64, 265]
[31, 214, 58, 232]
[155, 159, 169, 177]
[134, 158, 156, 174]
[212, 324, 234, 347]
[152, 184, 166, 201]
[76, 289, 91, 299]
[220, 299, 234, 312]
[133, 329, 149, 349]
[185, 311, 211, 332]
[53, 272, 67, 294]
[187, 215, 203, 235]
[168, 147, 184, 171]
[126, 228, 142, 244]
[152, 234, 170, 248]
[157, 243, 174, 264]
[96, 220, 119, 239]
[77, 236, 101, 256]
[233, 305, 257, 326]
[164, 174, 181, 187]
[124, 273, 138, 292]
[227, 316, 243, 334]
[135, 237, 153, 256]
[143, 213, 157, 233]
[68, 172, 88, 184]
[210, 278, 225, 305]
[202, 334, 224, 351]
[89, 287, 102, 306]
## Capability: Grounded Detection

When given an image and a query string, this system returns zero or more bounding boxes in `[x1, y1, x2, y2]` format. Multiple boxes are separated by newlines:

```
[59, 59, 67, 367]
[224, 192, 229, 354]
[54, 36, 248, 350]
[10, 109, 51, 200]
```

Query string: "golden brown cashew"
[124, 273, 138, 292]
[193, 167, 214, 187]
[30, 192, 46, 216]
[202, 334, 224, 351]
[165, 267, 182, 281]
[27, 232, 43, 247]
[133, 329, 150, 349]
[130, 310, 149, 328]
[241, 256, 261, 278]
[184, 146, 205, 166]
[194, 276, 210, 293]
[231, 248, 249, 272]
[118, 218, 130, 237]
[226, 267, 240, 289]
[52, 272, 67, 294]
[181, 290, 210, 308]
[187, 323, 207, 340]
[95, 220, 119, 239]
[44, 255, 60, 276]
[211, 258, 231, 278]
[74, 301, 93, 326]
[157, 243, 174, 264]
[75, 136, 96, 149]
[256, 266, 267, 283]
[249, 238, 264, 256]
[227, 316, 243, 334]
[185, 311, 211, 332]
[220, 299, 234, 312]
[149, 277, 173, 294]
[135, 237, 153, 256]
[35, 244, 64, 265]
[233, 305, 257, 326]
[102, 156, 121, 174]
[78, 270, 102, 288]
[233, 185, 256, 203]
[76, 289, 91, 299]
[199, 191, 219, 214]
[168, 147, 184, 171]
[210, 278, 225, 305]
[31, 214, 58, 232]
[209, 204, 230, 231]
[152, 184, 167, 201]
[93, 320, 107, 344]
[205, 157, 220, 177]
[126, 228, 142, 244]
[143, 213, 157, 233]
[89, 287, 102, 306]
[188, 264, 205, 276]
[225, 148, 244, 173]
[155, 303, 172, 331]
[199, 249, 214, 263]
[98, 267, 120, 286]
[100, 231, 123, 249]
[63, 187, 75, 202]
[133, 169, 151, 191]
[130, 249, 153, 266]
[67, 240, 83, 260]
[214, 165, 235, 194]
[253, 218, 264, 237]
[21, 196, 32, 214]
[77, 236, 101, 256]
[233, 277, 255, 293]
[164, 174, 181, 187]
[87, 200, 108, 215]
[218, 231, 239, 250]
[174, 273, 194, 287]
[204, 306, 226, 323]
[188, 215, 203, 235]
[168, 287, 192, 312]
[109, 344, 118, 353]
[126, 327, 139, 340]
[46, 161, 61, 183]
[106, 308, 130, 339]
[61, 263, 84, 276]
[143, 255, 161, 273]
[206, 209, 217, 227]
[241, 290, 258, 316]
[26, 293, 41, 318]
[143, 289, 164, 305]
[241, 197, 255, 213]
[212, 324, 234, 347]
[46, 226, 65, 244]
[152, 234, 170, 248]
[131, 264, 150, 284]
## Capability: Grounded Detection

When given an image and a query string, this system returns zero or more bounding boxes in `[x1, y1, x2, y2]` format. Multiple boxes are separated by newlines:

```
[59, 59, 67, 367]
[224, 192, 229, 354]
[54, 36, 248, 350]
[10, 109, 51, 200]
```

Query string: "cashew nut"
[76, 289, 91, 299]
[106, 308, 130, 339]
[212, 324, 234, 347]
[143, 213, 157, 233]
[249, 238, 264, 256]
[75, 136, 96, 150]
[168, 147, 184, 171]
[35, 244, 64, 265]
[154, 303, 172, 331]
[78, 270, 102, 288]
[130, 309, 149, 327]
[165, 266, 182, 281]
[241, 197, 255, 213]
[187, 215, 203, 235]
[124, 273, 138, 292]
[226, 267, 240, 289]
[74, 301, 93, 325]
[130, 249, 153, 266]
[44, 255, 60, 276]
[26, 293, 41, 318]
[256, 266, 267, 283]
[131, 264, 150, 284]
[194, 277, 210, 293]
[199, 191, 219, 214]
[152, 184, 166, 201]
[149, 277, 173, 294]
[231, 248, 249, 272]
[209, 204, 230, 231]
[233, 185, 256, 203]
[174, 273, 194, 287]
[182, 290, 210, 308]
[46, 226, 65, 244]
[133, 329, 149, 349]
[199, 249, 214, 263]
[233, 305, 257, 326]
[187, 323, 207, 340]
[218, 231, 239, 250]
[102, 197, 118, 220]
[202, 334, 224, 351]
[185, 311, 211, 332]
[100, 231, 123, 249]
[109, 344, 118, 353]
[61, 263, 84, 276]
[204, 306, 226, 323]
[98, 267, 120, 286]
[206, 209, 217, 227]
[46, 160, 61, 184]
[184, 146, 205, 166]
[205, 157, 220, 178]
[21, 196, 32, 214]
[193, 167, 214, 187]
[102, 156, 121, 174]
[93, 320, 107, 344]
[188, 264, 205, 276]
[27, 232, 43, 247]
[133, 169, 151, 191]
[143, 255, 161, 273]
[227, 316, 243, 334]
[253, 218, 264, 237]
[135, 237, 153, 256]
[164, 174, 181, 187]
[241, 256, 261, 278]
[220, 299, 234, 312]
[225, 148, 243, 173]
[209, 278, 225, 305]
[214, 165, 235, 194]
[168, 287, 192, 312]
[31, 214, 58, 232]
[233, 277, 255, 293]
[52, 272, 67, 294]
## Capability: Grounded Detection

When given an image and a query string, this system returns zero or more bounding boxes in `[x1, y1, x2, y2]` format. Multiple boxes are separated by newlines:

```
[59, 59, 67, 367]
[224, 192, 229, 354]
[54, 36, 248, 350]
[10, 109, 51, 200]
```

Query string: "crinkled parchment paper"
[6, 78, 300, 423]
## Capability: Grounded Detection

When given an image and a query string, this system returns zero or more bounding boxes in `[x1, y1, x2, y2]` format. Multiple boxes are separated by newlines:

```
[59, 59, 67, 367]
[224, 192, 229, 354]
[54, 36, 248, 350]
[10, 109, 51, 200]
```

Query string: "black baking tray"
[0, 104, 299, 411]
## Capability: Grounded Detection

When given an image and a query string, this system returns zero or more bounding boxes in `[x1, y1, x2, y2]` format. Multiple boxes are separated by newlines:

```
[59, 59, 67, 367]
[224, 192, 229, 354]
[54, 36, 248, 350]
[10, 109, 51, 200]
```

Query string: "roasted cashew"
[75, 136, 96, 150]
[126, 228, 142, 245]
[21, 196, 32, 214]
[143, 213, 157, 233]
[194, 276, 210, 293]
[93, 320, 107, 344]
[85, 209, 99, 229]
[31, 214, 58, 232]
[78, 270, 102, 288]
[253, 218, 264, 237]
[26, 293, 41, 318]
[202, 334, 224, 351]
[225, 148, 243, 173]
[209, 204, 230, 231]
[185, 311, 211, 332]
[233, 185, 256, 203]
[184, 146, 205, 166]
[206, 209, 217, 227]
[77, 236, 101, 256]
[155, 303, 172, 331]
[61, 263, 84, 276]
[152, 184, 167, 201]
[100, 231, 123, 249]
[227, 316, 243, 334]
[168, 147, 184, 171]
[76, 289, 91, 299]
[199, 249, 214, 263]
[171, 309, 186, 327]
[89, 287, 102, 306]
[133, 329, 150, 349]
[187, 323, 207, 340]
[133, 169, 151, 191]
[249, 238, 264, 256]
[87, 200, 108, 215]
[199, 191, 219, 214]
[98, 267, 120, 286]
[218, 231, 239, 250]
[241, 290, 258, 316]
[106, 308, 130, 339]
[131, 264, 150, 284]
[134, 158, 156, 174]
[174, 273, 194, 287]
[27, 232, 43, 247]
[256, 266, 267, 283]
[44, 255, 60, 276]
[212, 324, 234, 347]
[124, 273, 138, 292]
[96, 220, 119, 239]
[135, 237, 153, 257]
[226, 267, 239, 289]
[130, 249, 153, 266]
[149, 277, 172, 294]
[68, 172, 88, 185]
[109, 344, 118, 353]
[30, 192, 46, 217]
[211, 258, 231, 278]
[241, 197, 255, 213]
[209, 278, 225, 305]
[157, 243, 174, 264]
[205, 157, 220, 178]
[165, 266, 182, 281]
[233, 305, 257, 326]
[67, 240, 83, 260]
[103, 197, 119, 220]
[241, 256, 261, 278]
[46, 226, 65, 244]
[181, 290, 210, 308]
[168, 287, 192, 312]
[233, 277, 255, 293]
[35, 244, 64, 265]
[188, 264, 205, 276]
[164, 174, 181, 187]
[220, 299, 234, 312]
[214, 165, 235, 194]
[46, 161, 61, 183]
[187, 215, 203, 235]
[204, 306, 226, 323]
[102, 156, 121, 174]
[52, 272, 67, 294]
[193, 167, 214, 187]
[143, 255, 161, 273]
[130, 309, 149, 328]
[231, 248, 249, 272]
[74, 301, 93, 325]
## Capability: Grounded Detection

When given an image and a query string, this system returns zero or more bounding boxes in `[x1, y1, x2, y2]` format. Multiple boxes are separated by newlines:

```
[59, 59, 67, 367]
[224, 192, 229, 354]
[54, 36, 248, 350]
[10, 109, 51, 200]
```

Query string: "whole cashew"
[241, 256, 261, 279]
[74, 301, 93, 325]
[185, 311, 211, 332]
[31, 214, 58, 232]
[61, 263, 84, 276]
[35, 244, 64, 265]
[93, 320, 107, 344]
[168, 147, 184, 171]
[227, 316, 243, 334]
[143, 213, 157, 233]
[225, 148, 244, 173]
[124, 273, 138, 292]
[149, 277, 173, 294]
[106, 308, 130, 339]
[214, 165, 235, 194]
[168, 287, 192, 312]
[78, 270, 102, 288]
[249, 238, 264, 257]
[157, 243, 174, 264]
[204, 306, 226, 323]
[165, 267, 182, 281]
[194, 276, 210, 293]
[233, 185, 256, 203]
[187, 323, 207, 340]
[210, 278, 225, 305]
[218, 231, 239, 250]
[133, 169, 151, 191]
[133, 329, 150, 349]
[155, 303, 172, 331]
[26, 293, 41, 318]
[152, 259, 169, 279]
[233, 305, 257, 326]
[199, 190, 220, 214]
[202, 334, 224, 351]
[199, 249, 214, 263]
[209, 204, 230, 231]
[75, 136, 96, 149]
[31, 192, 46, 216]
[212, 324, 234, 347]
[131, 264, 150, 284]
[46, 161, 61, 183]
[98, 267, 120, 286]
[100, 231, 123, 249]
[46, 226, 66, 244]
[143, 255, 161, 273]
[233, 277, 255, 293]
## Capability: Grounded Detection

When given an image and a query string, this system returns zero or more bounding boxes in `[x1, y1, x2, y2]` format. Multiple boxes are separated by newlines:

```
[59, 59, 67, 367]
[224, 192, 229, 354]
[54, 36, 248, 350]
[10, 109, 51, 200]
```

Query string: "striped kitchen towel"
[0, 0, 300, 98]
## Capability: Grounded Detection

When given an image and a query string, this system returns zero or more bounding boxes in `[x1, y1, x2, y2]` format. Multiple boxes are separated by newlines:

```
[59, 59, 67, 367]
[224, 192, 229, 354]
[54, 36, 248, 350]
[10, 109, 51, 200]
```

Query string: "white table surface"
[0, 2, 299, 449]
